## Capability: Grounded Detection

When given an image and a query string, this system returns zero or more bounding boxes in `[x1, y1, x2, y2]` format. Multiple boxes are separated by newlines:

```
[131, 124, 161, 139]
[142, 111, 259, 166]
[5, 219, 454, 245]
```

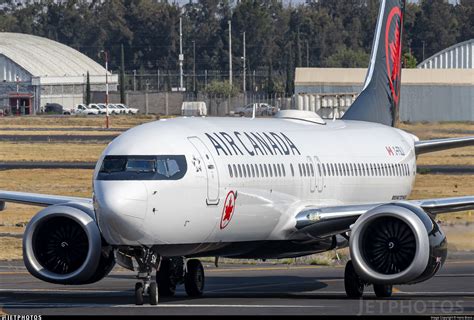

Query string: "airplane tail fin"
[342, 0, 406, 127]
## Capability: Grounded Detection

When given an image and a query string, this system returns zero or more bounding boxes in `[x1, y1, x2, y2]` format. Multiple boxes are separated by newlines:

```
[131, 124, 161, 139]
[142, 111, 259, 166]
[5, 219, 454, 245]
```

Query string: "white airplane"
[1, 0, 473, 306]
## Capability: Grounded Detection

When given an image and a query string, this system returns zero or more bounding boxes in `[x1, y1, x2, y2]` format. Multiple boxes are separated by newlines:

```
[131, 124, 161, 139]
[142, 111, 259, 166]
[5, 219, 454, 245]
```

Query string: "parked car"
[94, 103, 120, 115]
[74, 104, 99, 115]
[107, 104, 123, 114]
[44, 103, 67, 115]
[88, 103, 106, 115]
[233, 103, 278, 117]
[115, 103, 139, 115]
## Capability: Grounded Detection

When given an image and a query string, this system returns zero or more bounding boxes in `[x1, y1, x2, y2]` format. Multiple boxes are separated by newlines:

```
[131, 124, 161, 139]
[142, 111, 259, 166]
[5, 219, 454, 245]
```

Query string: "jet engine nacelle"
[23, 204, 115, 285]
[349, 203, 447, 285]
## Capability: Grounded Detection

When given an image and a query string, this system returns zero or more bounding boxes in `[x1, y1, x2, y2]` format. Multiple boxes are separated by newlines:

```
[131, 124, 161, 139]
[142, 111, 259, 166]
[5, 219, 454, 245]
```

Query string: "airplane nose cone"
[94, 181, 148, 244]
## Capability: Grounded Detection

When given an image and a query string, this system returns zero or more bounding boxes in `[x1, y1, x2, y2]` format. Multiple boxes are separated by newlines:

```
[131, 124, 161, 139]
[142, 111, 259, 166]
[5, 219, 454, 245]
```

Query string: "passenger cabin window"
[98, 155, 187, 180]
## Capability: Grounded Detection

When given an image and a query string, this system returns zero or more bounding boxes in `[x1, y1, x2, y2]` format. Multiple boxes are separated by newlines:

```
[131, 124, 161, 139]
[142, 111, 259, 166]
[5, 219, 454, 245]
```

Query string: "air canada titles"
[205, 132, 301, 157]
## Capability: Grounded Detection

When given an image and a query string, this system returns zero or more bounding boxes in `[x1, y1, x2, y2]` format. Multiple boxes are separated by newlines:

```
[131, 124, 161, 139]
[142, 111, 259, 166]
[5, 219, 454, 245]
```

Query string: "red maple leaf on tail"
[389, 19, 401, 105]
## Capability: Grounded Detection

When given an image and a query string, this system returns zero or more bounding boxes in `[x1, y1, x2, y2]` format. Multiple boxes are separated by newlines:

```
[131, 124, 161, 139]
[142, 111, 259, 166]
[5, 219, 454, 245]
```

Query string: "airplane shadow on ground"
[3, 274, 474, 311]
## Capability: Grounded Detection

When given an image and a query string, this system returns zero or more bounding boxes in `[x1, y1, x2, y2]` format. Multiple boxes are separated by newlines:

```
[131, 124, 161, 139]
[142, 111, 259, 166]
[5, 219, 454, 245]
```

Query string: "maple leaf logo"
[389, 19, 402, 105]
[223, 199, 233, 222]
[220, 191, 236, 229]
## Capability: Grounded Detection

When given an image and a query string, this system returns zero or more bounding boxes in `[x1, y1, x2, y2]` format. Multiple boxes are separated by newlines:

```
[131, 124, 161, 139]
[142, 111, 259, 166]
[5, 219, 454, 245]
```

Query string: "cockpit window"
[126, 159, 156, 173]
[98, 155, 187, 180]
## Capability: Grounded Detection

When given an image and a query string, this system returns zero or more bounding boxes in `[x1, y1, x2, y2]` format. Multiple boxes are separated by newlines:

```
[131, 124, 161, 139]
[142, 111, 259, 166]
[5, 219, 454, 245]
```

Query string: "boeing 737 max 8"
[1, 0, 473, 305]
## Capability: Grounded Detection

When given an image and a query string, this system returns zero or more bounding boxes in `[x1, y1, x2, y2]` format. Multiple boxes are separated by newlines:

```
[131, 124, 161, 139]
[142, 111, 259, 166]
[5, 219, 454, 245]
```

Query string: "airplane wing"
[295, 196, 474, 239]
[0, 190, 91, 210]
[415, 137, 474, 154]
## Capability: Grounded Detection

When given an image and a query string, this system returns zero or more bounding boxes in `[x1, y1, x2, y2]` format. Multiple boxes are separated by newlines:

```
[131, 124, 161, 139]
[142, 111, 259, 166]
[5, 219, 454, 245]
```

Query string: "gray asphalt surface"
[1, 259, 473, 315]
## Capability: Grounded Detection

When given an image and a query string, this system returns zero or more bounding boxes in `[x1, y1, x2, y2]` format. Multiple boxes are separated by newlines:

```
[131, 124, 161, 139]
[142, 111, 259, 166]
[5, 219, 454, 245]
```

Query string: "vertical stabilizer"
[342, 0, 405, 127]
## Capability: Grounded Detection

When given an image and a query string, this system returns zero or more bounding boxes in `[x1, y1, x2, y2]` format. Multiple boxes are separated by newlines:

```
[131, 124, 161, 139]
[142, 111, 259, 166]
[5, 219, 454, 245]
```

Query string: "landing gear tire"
[157, 259, 177, 297]
[185, 259, 205, 297]
[149, 282, 159, 305]
[373, 284, 393, 298]
[135, 282, 144, 305]
[344, 260, 364, 298]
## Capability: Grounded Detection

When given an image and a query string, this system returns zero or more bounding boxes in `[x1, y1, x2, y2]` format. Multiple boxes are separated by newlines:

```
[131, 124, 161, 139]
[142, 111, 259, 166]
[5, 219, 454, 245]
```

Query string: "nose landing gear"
[134, 248, 160, 305]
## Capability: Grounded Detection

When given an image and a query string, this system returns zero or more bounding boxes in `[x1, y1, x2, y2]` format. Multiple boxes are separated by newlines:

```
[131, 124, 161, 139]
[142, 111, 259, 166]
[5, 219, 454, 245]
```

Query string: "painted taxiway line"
[0, 288, 124, 294]
[2, 288, 472, 297]
[0, 265, 338, 276]
[0, 303, 330, 309]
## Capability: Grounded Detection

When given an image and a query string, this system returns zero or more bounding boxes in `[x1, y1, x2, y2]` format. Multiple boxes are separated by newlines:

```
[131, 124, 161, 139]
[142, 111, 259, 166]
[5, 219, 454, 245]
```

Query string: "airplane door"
[314, 156, 324, 193]
[307, 156, 316, 193]
[188, 137, 220, 205]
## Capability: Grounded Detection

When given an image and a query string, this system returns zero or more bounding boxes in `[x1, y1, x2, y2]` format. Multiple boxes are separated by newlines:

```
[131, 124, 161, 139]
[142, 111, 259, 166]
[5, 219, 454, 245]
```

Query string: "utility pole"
[243, 32, 246, 91]
[100, 50, 110, 129]
[133, 69, 137, 91]
[228, 20, 232, 86]
[242, 32, 246, 104]
[157, 69, 160, 91]
[193, 40, 196, 93]
[422, 41, 426, 61]
[306, 40, 309, 67]
[179, 17, 184, 91]
[16, 75, 19, 115]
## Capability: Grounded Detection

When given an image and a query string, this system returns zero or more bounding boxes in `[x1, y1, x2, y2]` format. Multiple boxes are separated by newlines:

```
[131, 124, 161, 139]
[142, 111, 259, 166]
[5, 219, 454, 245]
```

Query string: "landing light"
[307, 211, 322, 222]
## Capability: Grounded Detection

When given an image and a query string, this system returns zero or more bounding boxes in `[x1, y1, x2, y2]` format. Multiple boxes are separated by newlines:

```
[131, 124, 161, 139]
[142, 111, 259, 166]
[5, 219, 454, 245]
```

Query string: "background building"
[418, 39, 474, 70]
[294, 40, 474, 122]
[0, 32, 118, 114]
[294, 68, 473, 122]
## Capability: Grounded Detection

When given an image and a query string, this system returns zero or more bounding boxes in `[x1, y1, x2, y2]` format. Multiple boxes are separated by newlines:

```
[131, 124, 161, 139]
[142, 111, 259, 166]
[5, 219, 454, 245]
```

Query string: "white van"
[181, 101, 207, 116]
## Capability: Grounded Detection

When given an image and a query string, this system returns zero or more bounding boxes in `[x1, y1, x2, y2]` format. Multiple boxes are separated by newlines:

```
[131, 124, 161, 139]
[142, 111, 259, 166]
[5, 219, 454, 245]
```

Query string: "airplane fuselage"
[93, 116, 418, 258]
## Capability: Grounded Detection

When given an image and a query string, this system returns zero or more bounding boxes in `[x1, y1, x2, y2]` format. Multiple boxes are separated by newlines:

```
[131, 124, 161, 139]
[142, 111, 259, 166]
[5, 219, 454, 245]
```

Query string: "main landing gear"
[132, 250, 206, 305]
[156, 257, 205, 298]
[344, 260, 393, 299]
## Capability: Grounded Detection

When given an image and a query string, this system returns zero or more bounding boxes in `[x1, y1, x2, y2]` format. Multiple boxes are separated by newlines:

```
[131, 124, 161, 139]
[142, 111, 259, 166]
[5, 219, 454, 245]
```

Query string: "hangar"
[0, 32, 118, 114]
[418, 39, 474, 69]
[295, 40, 474, 122]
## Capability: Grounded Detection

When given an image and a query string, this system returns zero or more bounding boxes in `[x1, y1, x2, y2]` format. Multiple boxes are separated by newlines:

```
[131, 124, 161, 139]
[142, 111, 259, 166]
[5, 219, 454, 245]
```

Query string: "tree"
[1, 0, 473, 96]
[455, 0, 474, 42]
[403, 52, 417, 69]
[412, 0, 460, 62]
[205, 80, 238, 97]
[324, 48, 369, 68]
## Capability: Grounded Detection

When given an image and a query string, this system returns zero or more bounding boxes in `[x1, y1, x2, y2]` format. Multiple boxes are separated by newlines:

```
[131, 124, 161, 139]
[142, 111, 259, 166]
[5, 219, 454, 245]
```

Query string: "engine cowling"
[349, 202, 447, 285]
[23, 204, 115, 285]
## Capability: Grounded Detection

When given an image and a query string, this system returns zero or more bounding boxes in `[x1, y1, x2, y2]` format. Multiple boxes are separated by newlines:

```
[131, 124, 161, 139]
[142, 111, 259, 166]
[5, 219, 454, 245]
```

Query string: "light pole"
[228, 20, 233, 86]
[193, 40, 196, 93]
[100, 50, 110, 129]
[179, 17, 184, 91]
